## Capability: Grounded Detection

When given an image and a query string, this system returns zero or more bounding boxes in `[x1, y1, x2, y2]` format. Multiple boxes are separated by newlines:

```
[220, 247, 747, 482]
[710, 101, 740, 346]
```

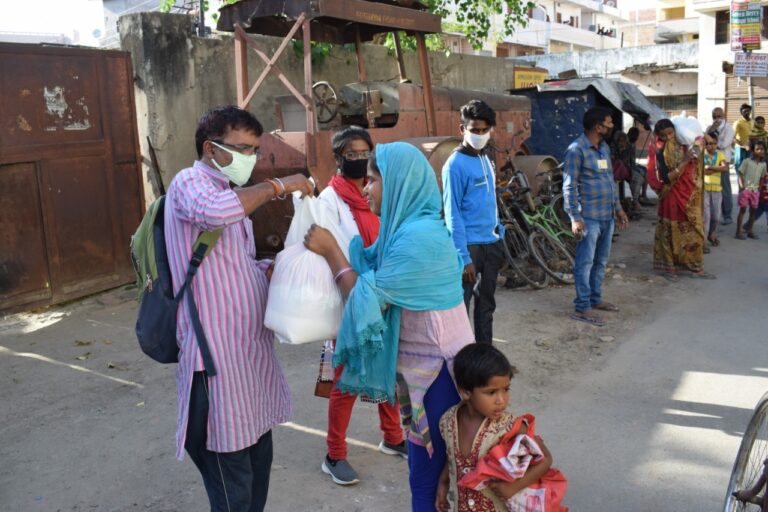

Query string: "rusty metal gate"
[0, 44, 144, 313]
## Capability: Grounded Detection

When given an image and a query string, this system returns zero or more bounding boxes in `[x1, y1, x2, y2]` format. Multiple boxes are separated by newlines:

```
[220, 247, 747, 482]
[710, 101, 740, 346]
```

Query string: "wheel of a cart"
[724, 391, 768, 512]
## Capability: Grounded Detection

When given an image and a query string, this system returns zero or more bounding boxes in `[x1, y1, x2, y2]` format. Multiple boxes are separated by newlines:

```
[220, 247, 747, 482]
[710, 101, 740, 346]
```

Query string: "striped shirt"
[164, 160, 292, 459]
[563, 133, 621, 222]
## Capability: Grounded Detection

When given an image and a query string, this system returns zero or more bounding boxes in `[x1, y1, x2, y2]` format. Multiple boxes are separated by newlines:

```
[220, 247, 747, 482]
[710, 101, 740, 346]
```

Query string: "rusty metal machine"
[216, 0, 532, 254]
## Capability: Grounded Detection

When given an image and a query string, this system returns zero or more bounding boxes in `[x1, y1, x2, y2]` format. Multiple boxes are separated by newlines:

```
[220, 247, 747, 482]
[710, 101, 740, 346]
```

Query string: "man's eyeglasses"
[342, 150, 371, 160]
[211, 140, 261, 156]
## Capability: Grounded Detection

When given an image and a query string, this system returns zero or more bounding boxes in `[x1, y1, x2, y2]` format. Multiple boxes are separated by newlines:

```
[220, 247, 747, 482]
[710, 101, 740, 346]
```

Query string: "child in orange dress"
[435, 344, 556, 512]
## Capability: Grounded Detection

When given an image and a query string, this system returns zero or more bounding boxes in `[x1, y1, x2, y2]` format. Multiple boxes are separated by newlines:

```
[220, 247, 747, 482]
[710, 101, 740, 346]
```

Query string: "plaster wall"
[523, 41, 699, 78]
[696, 10, 731, 119]
[620, 71, 699, 97]
[119, 12, 524, 202]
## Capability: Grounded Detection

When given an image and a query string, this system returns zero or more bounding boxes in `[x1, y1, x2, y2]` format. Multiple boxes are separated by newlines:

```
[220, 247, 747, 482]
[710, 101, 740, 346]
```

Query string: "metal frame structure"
[219, 0, 441, 175]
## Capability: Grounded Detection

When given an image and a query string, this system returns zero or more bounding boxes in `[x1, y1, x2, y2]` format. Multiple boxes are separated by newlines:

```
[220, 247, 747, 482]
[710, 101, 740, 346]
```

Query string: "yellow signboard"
[513, 67, 549, 89]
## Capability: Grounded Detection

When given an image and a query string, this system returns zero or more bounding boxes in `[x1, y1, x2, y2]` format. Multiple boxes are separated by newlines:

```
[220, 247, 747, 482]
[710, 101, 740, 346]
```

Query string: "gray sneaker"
[321, 455, 360, 485]
[378, 440, 408, 460]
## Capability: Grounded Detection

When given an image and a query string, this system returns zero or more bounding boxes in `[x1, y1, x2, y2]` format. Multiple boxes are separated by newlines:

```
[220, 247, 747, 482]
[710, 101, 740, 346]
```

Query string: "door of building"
[0, 44, 144, 312]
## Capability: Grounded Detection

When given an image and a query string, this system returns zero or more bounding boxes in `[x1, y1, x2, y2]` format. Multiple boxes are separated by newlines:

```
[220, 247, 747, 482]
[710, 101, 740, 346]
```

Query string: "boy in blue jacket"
[442, 100, 504, 344]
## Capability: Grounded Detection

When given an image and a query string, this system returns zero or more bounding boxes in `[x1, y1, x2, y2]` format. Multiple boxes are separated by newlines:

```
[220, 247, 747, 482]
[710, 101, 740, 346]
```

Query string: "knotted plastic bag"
[264, 194, 351, 344]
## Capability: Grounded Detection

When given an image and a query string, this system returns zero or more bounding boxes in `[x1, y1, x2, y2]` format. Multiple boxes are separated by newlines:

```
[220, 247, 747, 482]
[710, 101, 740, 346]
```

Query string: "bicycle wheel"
[550, 194, 571, 227]
[500, 222, 549, 290]
[724, 392, 768, 512]
[528, 229, 575, 285]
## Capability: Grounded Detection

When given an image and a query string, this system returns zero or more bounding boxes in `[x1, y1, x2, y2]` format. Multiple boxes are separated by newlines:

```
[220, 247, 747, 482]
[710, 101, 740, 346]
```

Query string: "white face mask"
[464, 129, 491, 150]
[210, 141, 258, 186]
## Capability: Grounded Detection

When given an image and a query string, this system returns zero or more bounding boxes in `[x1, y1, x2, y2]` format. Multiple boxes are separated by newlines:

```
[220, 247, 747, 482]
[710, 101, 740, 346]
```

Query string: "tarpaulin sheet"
[513, 78, 666, 161]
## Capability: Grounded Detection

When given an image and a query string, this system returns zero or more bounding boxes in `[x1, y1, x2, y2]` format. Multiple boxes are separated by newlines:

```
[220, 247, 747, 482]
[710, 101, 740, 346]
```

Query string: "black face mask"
[340, 157, 368, 179]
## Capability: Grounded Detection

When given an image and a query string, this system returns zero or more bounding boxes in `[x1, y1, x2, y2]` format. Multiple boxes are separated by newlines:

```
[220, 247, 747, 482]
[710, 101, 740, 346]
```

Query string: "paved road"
[533, 225, 768, 511]
[1, 216, 767, 511]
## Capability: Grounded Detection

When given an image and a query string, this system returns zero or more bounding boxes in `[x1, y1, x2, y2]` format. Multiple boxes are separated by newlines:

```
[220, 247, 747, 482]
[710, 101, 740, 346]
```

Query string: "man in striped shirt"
[164, 106, 313, 511]
[563, 106, 629, 327]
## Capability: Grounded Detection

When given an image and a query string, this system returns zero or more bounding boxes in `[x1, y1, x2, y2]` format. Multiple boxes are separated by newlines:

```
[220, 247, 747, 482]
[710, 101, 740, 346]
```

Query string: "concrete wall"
[119, 12, 530, 203]
[696, 9, 731, 120]
[522, 41, 699, 78]
[620, 70, 698, 97]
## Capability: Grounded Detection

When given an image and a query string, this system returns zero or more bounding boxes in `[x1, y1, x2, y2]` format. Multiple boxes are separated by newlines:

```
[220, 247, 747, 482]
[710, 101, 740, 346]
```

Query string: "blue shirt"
[563, 133, 621, 222]
[442, 149, 500, 265]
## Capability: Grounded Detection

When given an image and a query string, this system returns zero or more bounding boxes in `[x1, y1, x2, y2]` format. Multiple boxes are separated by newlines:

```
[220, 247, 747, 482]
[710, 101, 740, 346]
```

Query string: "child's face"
[758, 119, 766, 130]
[461, 375, 511, 421]
[754, 144, 765, 159]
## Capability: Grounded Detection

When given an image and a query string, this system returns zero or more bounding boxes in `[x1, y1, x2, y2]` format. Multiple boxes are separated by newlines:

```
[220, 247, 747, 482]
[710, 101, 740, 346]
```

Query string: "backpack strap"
[175, 229, 223, 377]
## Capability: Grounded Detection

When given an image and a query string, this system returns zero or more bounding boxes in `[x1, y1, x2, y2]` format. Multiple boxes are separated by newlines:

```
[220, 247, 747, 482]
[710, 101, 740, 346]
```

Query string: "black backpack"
[130, 196, 221, 376]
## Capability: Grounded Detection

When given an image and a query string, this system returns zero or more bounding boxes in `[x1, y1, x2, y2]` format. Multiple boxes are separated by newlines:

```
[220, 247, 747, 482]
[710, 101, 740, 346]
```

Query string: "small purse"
[314, 340, 335, 399]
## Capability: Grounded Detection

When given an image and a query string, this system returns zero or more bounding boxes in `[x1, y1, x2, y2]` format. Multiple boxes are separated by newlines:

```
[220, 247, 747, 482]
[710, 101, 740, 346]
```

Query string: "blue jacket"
[441, 148, 500, 265]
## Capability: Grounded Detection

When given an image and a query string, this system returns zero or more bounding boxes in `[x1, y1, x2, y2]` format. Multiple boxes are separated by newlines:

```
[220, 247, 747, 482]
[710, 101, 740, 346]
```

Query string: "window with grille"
[649, 94, 698, 115]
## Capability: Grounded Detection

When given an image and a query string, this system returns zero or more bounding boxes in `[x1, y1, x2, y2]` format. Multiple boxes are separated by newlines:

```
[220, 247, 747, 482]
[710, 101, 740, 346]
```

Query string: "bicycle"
[496, 191, 550, 290]
[497, 164, 574, 285]
[724, 391, 768, 511]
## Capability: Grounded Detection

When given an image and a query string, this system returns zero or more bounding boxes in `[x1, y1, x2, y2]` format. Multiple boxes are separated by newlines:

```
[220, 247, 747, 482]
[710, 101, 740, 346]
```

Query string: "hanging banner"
[731, 1, 762, 52]
[735, 52, 768, 76]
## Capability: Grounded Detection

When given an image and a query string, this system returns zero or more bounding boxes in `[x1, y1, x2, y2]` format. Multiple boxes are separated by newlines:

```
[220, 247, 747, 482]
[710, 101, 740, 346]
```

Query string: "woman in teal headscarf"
[305, 142, 474, 510]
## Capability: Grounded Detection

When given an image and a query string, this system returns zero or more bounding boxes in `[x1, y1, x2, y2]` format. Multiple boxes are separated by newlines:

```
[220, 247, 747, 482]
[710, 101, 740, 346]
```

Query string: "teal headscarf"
[333, 142, 464, 403]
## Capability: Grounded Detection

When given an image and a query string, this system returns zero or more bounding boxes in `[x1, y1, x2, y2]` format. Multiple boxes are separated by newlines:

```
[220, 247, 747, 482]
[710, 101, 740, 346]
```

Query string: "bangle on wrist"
[273, 177, 287, 199]
[334, 267, 353, 282]
[266, 179, 281, 199]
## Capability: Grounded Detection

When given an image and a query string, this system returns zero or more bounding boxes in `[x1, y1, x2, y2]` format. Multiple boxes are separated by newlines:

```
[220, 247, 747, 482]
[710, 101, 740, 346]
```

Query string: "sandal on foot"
[660, 272, 679, 282]
[735, 232, 747, 240]
[593, 302, 619, 312]
[748, 232, 760, 240]
[703, 246, 711, 254]
[709, 237, 720, 247]
[570, 310, 605, 326]
[687, 271, 716, 280]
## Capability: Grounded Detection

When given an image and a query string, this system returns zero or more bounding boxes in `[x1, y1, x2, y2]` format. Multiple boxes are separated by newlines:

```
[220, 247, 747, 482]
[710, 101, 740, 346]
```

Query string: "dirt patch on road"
[491, 212, 675, 411]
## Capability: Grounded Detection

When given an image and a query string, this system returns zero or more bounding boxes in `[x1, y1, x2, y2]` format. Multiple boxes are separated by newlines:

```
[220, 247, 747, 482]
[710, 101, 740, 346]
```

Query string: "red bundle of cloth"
[458, 414, 568, 512]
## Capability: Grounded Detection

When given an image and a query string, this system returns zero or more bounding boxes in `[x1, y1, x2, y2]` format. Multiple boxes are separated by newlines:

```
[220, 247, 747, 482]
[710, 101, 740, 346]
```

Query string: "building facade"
[445, 0, 628, 57]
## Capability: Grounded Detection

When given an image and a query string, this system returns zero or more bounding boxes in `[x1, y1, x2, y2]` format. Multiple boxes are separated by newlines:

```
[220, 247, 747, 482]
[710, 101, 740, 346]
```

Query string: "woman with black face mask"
[316, 126, 406, 487]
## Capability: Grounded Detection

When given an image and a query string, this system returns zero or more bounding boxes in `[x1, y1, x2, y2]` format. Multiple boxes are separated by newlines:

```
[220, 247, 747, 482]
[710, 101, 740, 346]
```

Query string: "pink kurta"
[164, 160, 292, 459]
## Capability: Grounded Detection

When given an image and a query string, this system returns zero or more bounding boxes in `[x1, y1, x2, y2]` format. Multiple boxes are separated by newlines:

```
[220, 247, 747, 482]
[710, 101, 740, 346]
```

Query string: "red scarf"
[329, 175, 379, 247]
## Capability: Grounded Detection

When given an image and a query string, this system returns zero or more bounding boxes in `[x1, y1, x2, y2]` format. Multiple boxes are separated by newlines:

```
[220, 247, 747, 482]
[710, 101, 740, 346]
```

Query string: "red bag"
[612, 159, 631, 182]
[646, 139, 664, 194]
[458, 414, 568, 512]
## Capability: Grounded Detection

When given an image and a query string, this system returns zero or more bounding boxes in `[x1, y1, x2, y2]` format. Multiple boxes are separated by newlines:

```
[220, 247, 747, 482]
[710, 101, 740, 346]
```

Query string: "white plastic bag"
[671, 112, 703, 146]
[264, 195, 352, 344]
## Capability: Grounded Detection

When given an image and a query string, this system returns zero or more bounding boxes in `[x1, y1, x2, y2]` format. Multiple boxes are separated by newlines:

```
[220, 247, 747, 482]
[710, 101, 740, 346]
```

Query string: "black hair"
[331, 126, 373, 158]
[194, 106, 264, 158]
[453, 343, 515, 392]
[627, 127, 640, 143]
[742, 103, 752, 111]
[654, 118, 674, 136]
[750, 139, 766, 152]
[756, 116, 766, 123]
[460, 99, 497, 127]
[583, 106, 613, 132]
[706, 131, 719, 140]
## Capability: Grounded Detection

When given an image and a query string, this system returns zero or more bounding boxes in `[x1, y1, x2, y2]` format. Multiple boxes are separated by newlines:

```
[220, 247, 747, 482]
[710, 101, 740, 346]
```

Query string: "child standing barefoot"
[736, 140, 768, 240]
[435, 344, 554, 512]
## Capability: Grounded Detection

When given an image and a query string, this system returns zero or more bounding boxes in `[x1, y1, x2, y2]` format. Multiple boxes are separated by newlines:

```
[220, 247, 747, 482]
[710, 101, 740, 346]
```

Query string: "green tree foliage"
[426, 0, 536, 50]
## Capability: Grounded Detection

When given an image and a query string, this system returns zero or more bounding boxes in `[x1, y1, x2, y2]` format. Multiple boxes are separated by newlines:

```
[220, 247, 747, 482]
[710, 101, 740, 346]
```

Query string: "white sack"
[671, 112, 703, 146]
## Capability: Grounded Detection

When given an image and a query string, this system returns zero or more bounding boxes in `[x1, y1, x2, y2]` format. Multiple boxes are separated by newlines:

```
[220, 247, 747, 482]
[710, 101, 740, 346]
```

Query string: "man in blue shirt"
[564, 106, 629, 326]
[442, 100, 504, 344]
